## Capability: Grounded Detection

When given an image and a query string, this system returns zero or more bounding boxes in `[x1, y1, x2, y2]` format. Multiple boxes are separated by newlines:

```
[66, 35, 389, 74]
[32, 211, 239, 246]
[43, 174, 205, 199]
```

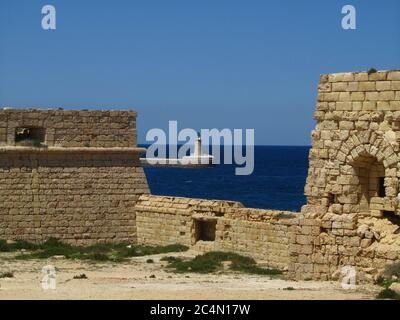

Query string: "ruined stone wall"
[0, 108, 149, 244]
[290, 70, 400, 282]
[3, 74, 400, 284]
[135, 71, 400, 282]
[135, 195, 296, 269]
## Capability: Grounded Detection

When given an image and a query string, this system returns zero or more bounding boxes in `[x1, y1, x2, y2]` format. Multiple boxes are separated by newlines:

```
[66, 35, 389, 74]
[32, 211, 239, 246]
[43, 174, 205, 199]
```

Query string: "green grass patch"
[164, 251, 283, 276]
[0, 239, 38, 252]
[382, 261, 400, 280]
[0, 271, 14, 278]
[375, 261, 400, 299]
[161, 256, 183, 263]
[0, 238, 188, 262]
[376, 276, 395, 289]
[376, 288, 400, 300]
[375, 261, 400, 289]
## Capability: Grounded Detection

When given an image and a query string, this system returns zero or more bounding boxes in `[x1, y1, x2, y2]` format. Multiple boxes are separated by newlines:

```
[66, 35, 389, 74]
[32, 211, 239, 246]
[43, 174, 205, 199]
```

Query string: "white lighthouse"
[140, 133, 214, 167]
[182, 134, 214, 165]
[194, 135, 202, 157]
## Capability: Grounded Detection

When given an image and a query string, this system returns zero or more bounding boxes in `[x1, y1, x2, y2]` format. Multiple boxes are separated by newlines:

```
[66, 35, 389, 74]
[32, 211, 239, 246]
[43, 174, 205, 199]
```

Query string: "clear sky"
[0, 0, 399, 145]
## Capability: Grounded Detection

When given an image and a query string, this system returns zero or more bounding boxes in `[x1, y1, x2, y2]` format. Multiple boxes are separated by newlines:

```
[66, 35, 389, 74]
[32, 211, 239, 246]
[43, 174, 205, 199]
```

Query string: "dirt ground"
[0, 250, 379, 300]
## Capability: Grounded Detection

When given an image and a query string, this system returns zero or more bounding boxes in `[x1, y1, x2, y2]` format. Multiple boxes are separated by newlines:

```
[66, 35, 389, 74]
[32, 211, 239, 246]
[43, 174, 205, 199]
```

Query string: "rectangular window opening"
[383, 211, 400, 229]
[194, 219, 216, 242]
[15, 127, 46, 146]
[327, 193, 334, 205]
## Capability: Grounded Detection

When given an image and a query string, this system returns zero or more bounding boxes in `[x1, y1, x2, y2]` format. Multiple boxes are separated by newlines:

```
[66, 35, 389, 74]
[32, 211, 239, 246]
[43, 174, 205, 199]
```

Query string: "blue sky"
[0, 1, 399, 145]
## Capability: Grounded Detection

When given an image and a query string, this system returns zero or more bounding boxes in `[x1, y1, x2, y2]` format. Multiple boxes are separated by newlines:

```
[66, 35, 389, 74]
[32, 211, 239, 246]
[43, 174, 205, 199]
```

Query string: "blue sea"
[142, 146, 310, 212]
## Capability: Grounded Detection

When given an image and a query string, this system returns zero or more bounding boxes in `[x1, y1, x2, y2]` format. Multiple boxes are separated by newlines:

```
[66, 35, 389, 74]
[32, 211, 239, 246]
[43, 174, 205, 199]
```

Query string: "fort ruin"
[1, 70, 400, 283]
[0, 109, 149, 244]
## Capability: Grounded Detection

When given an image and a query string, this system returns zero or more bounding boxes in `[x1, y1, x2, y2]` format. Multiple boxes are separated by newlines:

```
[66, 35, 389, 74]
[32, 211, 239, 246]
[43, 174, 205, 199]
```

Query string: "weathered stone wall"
[3, 72, 400, 284]
[0, 108, 137, 147]
[135, 71, 400, 283]
[0, 108, 149, 244]
[135, 195, 296, 269]
[290, 70, 400, 282]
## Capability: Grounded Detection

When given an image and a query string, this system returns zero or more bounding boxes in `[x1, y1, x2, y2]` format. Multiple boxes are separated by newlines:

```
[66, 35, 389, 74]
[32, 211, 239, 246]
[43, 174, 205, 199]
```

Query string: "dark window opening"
[327, 193, 334, 205]
[194, 219, 216, 242]
[327, 193, 338, 206]
[320, 227, 329, 233]
[383, 211, 400, 228]
[15, 127, 46, 146]
[378, 177, 386, 197]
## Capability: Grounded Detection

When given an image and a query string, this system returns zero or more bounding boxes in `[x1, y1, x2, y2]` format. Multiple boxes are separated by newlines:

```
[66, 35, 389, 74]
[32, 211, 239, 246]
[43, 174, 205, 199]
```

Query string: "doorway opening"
[194, 219, 216, 242]
[352, 154, 385, 215]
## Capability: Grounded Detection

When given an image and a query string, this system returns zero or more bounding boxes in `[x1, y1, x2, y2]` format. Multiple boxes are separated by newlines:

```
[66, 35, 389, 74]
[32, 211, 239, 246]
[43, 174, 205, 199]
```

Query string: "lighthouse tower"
[182, 133, 213, 165]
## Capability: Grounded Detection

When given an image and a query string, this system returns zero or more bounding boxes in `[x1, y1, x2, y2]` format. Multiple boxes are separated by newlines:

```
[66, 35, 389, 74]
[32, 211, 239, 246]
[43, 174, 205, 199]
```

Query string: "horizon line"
[138, 143, 311, 147]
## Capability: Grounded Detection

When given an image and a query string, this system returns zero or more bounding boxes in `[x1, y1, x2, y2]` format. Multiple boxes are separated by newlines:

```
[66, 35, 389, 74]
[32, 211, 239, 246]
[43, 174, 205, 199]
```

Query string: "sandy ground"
[0, 250, 379, 300]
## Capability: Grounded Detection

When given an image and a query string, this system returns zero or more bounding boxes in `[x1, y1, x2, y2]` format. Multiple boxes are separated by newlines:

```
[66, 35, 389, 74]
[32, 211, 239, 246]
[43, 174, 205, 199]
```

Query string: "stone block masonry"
[295, 70, 400, 282]
[135, 195, 297, 270]
[0, 108, 149, 244]
[0, 108, 137, 148]
[135, 70, 400, 283]
[2, 70, 400, 284]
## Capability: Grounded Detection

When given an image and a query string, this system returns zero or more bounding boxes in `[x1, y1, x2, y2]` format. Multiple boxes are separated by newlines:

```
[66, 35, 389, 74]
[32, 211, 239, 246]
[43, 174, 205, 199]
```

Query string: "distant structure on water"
[140, 134, 214, 167]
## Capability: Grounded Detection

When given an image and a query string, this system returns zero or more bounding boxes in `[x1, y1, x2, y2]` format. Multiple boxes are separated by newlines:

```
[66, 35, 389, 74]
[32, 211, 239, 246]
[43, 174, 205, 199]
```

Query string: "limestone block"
[377, 101, 390, 111]
[369, 72, 388, 81]
[339, 92, 351, 102]
[354, 73, 369, 81]
[332, 82, 347, 92]
[336, 102, 352, 111]
[379, 91, 395, 101]
[347, 82, 359, 91]
[388, 71, 400, 81]
[376, 81, 391, 91]
[365, 92, 379, 101]
[339, 121, 354, 130]
[319, 83, 332, 92]
[390, 101, 400, 109]
[329, 73, 347, 82]
[359, 81, 376, 91]
[324, 92, 340, 102]
[391, 81, 400, 90]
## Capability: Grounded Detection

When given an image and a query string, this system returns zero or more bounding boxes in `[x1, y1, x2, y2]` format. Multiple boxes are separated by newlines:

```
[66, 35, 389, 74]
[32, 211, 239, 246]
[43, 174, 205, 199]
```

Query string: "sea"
[142, 146, 310, 212]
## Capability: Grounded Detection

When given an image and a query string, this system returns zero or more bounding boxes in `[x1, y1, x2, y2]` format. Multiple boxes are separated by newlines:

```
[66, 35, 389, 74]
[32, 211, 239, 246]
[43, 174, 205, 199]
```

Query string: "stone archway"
[335, 130, 398, 169]
[335, 131, 399, 217]
[351, 154, 385, 217]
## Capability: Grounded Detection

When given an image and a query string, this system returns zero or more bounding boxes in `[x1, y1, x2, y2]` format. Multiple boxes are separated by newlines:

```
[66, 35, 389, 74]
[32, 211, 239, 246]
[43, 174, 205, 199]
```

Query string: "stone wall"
[135, 195, 297, 269]
[290, 70, 400, 282]
[134, 70, 400, 283]
[2, 72, 400, 284]
[0, 108, 137, 148]
[0, 108, 149, 244]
